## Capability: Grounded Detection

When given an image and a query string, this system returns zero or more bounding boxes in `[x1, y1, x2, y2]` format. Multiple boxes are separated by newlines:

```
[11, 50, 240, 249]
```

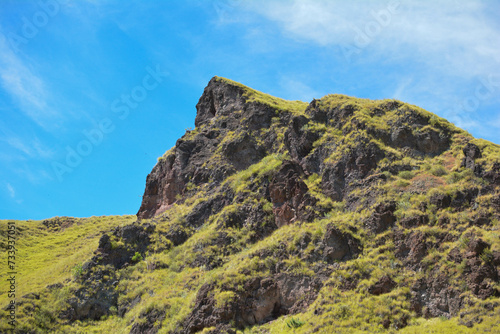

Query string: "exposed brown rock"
[181, 274, 323, 333]
[269, 160, 316, 227]
[461, 142, 482, 173]
[130, 308, 165, 334]
[410, 273, 463, 318]
[365, 201, 397, 233]
[368, 276, 396, 295]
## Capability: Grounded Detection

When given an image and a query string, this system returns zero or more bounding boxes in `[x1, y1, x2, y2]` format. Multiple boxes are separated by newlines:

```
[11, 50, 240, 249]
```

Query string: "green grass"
[0, 216, 135, 306]
[215, 76, 308, 116]
[224, 152, 286, 193]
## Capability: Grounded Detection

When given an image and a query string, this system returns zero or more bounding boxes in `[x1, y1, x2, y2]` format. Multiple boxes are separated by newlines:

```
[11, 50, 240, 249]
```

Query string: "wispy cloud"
[246, 0, 500, 79]
[6, 136, 33, 157]
[13, 165, 53, 184]
[0, 33, 59, 130]
[6, 182, 23, 204]
[6, 137, 54, 159]
[392, 77, 414, 101]
[6, 183, 15, 198]
[241, 0, 500, 142]
[0, 121, 54, 160]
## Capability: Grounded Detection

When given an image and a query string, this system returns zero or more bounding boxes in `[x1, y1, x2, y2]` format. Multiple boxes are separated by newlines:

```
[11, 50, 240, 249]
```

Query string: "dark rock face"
[321, 141, 385, 201]
[483, 162, 500, 185]
[391, 125, 449, 155]
[137, 154, 184, 219]
[464, 239, 499, 300]
[365, 201, 397, 233]
[409, 237, 499, 319]
[137, 78, 275, 219]
[62, 266, 119, 321]
[93, 223, 153, 269]
[221, 133, 267, 170]
[410, 273, 463, 318]
[269, 161, 316, 227]
[320, 224, 361, 262]
[394, 230, 434, 270]
[129, 308, 165, 334]
[179, 224, 361, 332]
[61, 222, 155, 322]
[182, 274, 323, 333]
[284, 115, 320, 161]
[461, 142, 482, 173]
[185, 194, 229, 229]
[400, 214, 429, 229]
[194, 77, 247, 127]
[368, 276, 396, 295]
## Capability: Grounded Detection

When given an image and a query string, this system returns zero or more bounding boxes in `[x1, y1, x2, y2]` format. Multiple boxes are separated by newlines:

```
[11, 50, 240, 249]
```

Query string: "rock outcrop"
[4, 77, 499, 334]
[132, 77, 500, 332]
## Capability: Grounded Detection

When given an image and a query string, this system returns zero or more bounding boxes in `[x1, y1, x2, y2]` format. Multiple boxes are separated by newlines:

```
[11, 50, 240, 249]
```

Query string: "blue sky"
[0, 0, 499, 220]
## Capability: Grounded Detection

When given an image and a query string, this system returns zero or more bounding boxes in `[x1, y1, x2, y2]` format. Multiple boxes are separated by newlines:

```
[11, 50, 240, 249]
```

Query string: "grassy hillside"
[1, 78, 499, 333]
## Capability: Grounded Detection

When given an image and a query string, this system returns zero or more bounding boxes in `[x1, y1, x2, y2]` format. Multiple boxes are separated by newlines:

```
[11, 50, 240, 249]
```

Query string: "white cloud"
[7, 137, 33, 157]
[6, 182, 23, 204]
[32, 137, 55, 159]
[0, 122, 54, 160]
[246, 0, 500, 79]
[6, 183, 15, 198]
[14, 165, 53, 184]
[0, 33, 59, 130]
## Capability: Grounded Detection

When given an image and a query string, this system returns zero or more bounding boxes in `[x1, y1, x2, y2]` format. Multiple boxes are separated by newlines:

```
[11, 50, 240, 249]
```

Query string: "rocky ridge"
[1, 76, 499, 333]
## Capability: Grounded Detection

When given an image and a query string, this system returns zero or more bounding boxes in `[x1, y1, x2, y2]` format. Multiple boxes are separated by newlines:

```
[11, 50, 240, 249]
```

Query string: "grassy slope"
[0, 216, 135, 302]
[0, 216, 136, 332]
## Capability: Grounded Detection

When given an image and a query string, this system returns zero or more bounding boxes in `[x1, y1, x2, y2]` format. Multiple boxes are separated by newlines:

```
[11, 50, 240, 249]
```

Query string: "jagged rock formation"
[133, 77, 500, 332]
[2, 77, 500, 333]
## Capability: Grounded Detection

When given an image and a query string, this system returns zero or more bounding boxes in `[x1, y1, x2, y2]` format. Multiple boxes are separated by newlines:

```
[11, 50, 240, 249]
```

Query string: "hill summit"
[1, 77, 500, 333]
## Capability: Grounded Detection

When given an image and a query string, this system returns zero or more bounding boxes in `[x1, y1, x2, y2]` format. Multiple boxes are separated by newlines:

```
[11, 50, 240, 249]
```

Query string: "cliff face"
[131, 77, 500, 332]
[137, 77, 274, 219]
[3, 77, 500, 334]
[137, 76, 457, 221]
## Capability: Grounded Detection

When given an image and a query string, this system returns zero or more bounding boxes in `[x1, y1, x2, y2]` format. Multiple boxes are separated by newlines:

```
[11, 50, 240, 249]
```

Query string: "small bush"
[422, 162, 432, 171]
[447, 168, 473, 183]
[480, 249, 493, 263]
[262, 201, 273, 213]
[430, 165, 448, 176]
[398, 171, 414, 180]
[458, 236, 469, 250]
[71, 263, 83, 278]
[132, 252, 143, 263]
[215, 290, 236, 309]
[337, 304, 352, 319]
[396, 179, 410, 188]
[34, 306, 55, 330]
[397, 198, 411, 211]
[286, 317, 305, 329]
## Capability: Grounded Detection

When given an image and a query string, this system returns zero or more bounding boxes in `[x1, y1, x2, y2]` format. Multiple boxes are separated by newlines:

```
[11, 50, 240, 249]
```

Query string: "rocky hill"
[1, 77, 500, 333]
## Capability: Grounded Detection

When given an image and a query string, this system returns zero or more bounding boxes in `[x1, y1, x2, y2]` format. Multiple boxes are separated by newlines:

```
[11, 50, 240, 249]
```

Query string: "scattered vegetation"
[286, 317, 305, 329]
[131, 252, 143, 262]
[2, 79, 499, 334]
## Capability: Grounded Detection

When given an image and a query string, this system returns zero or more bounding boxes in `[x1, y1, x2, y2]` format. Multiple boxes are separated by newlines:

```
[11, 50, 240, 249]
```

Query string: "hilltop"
[1, 77, 500, 333]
